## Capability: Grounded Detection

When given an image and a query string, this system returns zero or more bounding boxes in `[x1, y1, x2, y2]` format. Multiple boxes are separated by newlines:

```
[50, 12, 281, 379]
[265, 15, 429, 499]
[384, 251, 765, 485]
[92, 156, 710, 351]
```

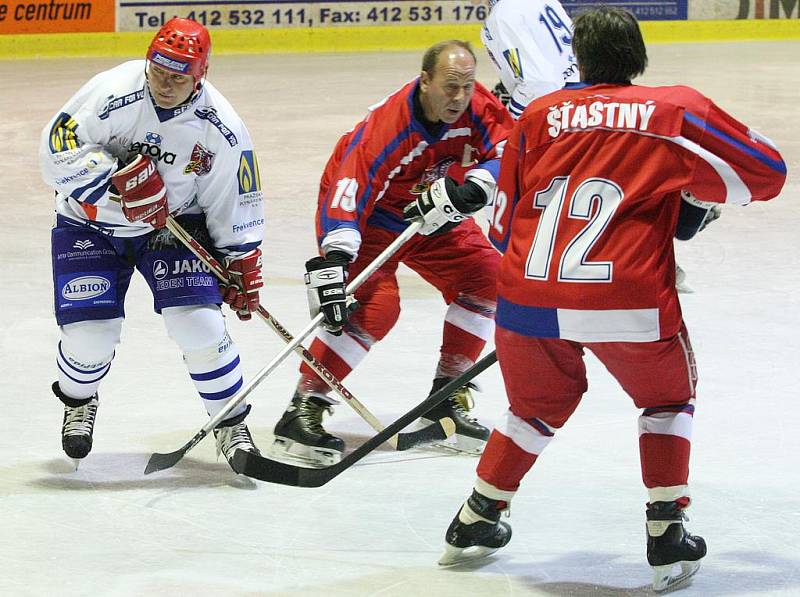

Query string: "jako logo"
[62, 276, 111, 301]
[73, 240, 94, 250]
[153, 260, 169, 280]
[129, 141, 176, 164]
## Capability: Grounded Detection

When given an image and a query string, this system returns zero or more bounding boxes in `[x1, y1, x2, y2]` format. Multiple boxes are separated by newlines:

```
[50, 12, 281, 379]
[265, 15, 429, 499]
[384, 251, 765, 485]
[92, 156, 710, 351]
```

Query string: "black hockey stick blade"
[231, 351, 497, 487]
[395, 417, 456, 451]
[145, 447, 190, 475]
[144, 432, 207, 474]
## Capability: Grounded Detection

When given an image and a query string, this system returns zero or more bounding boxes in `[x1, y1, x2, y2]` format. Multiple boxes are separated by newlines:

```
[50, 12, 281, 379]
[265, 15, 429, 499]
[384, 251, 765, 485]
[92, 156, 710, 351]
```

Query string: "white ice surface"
[0, 42, 798, 596]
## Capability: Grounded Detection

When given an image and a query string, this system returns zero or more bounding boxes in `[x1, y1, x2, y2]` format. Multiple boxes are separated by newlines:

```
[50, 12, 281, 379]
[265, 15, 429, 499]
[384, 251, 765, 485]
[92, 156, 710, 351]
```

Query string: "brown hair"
[572, 7, 648, 84]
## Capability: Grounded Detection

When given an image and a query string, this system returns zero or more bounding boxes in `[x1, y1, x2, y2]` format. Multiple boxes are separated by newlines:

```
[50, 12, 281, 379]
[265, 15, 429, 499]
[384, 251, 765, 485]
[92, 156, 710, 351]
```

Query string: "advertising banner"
[119, 0, 493, 31]
[720, 0, 800, 19]
[0, 0, 115, 33]
[561, 0, 688, 20]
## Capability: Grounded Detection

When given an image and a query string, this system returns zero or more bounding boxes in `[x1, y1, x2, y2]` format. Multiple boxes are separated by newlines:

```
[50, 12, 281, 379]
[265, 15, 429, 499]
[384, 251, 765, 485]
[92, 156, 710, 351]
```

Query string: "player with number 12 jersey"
[489, 83, 787, 343]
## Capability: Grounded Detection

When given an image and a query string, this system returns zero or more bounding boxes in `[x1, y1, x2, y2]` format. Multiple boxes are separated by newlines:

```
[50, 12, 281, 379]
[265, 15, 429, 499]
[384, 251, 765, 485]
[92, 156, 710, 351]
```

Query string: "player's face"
[147, 63, 196, 109]
[420, 48, 476, 124]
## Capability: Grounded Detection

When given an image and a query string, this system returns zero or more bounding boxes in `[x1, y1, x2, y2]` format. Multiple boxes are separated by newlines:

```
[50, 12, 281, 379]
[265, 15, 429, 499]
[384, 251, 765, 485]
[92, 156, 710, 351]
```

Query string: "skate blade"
[652, 560, 701, 593]
[417, 419, 486, 455]
[268, 437, 341, 469]
[69, 457, 82, 471]
[431, 434, 486, 455]
[438, 543, 498, 566]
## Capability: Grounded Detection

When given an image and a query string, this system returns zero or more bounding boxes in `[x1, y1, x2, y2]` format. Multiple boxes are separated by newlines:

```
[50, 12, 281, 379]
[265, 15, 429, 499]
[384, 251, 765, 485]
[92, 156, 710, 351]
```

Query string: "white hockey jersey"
[40, 60, 264, 257]
[482, 0, 579, 118]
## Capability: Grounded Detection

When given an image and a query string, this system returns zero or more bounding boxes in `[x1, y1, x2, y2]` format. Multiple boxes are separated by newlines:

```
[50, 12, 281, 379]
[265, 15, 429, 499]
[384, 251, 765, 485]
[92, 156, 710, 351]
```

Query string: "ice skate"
[420, 379, 489, 454]
[439, 490, 511, 566]
[213, 405, 260, 471]
[646, 501, 707, 593]
[53, 382, 98, 465]
[269, 391, 344, 468]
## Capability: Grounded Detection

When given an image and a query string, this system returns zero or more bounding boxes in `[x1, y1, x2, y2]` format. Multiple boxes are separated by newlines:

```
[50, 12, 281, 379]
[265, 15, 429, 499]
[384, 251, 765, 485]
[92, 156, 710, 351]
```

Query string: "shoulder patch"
[49, 112, 81, 153]
[502, 48, 524, 80]
[237, 150, 262, 194]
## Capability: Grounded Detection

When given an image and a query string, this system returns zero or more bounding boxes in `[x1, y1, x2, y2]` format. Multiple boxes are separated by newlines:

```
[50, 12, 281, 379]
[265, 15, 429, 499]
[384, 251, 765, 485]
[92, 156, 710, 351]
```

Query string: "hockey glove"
[221, 249, 263, 321]
[492, 81, 511, 108]
[305, 250, 351, 335]
[111, 154, 168, 229]
[403, 177, 487, 236]
[675, 191, 721, 241]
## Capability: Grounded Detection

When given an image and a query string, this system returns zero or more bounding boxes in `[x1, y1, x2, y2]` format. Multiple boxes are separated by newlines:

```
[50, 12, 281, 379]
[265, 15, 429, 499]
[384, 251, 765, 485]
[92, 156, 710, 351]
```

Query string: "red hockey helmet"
[146, 18, 211, 80]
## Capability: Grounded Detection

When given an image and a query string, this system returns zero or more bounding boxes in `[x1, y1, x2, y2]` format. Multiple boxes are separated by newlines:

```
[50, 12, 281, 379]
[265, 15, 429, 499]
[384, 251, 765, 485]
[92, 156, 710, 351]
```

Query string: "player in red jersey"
[439, 8, 786, 592]
[269, 41, 514, 466]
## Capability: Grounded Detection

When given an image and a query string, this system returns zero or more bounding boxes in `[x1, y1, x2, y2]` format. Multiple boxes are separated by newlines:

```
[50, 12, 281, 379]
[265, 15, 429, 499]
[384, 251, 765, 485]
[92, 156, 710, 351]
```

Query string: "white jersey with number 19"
[481, 0, 579, 118]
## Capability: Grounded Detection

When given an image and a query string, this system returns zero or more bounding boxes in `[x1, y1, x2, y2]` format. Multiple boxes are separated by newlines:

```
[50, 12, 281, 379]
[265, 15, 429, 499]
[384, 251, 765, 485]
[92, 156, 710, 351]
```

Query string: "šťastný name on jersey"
[547, 98, 656, 138]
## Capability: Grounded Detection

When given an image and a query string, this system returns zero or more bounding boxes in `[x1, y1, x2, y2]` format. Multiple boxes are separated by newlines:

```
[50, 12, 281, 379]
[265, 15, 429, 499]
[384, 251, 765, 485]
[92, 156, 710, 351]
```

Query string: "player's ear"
[420, 70, 431, 92]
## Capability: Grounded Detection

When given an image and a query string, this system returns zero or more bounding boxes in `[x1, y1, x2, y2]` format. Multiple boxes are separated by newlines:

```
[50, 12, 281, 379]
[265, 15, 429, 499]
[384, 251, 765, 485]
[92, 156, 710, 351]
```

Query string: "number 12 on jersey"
[526, 176, 623, 283]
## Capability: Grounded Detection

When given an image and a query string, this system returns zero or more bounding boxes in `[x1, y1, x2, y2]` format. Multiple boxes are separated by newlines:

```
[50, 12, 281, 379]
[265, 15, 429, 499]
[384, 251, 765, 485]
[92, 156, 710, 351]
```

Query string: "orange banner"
[0, 0, 114, 34]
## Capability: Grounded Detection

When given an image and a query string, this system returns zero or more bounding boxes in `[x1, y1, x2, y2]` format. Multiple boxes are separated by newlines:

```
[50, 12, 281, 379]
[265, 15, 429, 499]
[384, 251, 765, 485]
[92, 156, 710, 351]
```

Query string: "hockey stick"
[144, 220, 424, 475]
[230, 350, 498, 487]
[161, 216, 453, 451]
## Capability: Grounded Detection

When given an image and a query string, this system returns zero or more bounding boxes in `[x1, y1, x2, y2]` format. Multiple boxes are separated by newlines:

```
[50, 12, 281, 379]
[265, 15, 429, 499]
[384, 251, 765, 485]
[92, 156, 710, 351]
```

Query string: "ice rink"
[1, 40, 798, 596]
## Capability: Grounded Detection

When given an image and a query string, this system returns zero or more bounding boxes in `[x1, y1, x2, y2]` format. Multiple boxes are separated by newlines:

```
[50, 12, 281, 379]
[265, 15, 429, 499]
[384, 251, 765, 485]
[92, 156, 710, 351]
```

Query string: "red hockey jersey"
[489, 83, 786, 342]
[316, 78, 513, 255]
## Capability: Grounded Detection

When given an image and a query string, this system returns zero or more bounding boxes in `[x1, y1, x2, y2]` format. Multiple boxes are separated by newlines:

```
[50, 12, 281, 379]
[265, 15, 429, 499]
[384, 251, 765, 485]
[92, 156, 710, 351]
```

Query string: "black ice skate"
[53, 382, 98, 464]
[420, 379, 489, 454]
[213, 405, 260, 470]
[269, 391, 344, 467]
[439, 490, 512, 566]
[646, 501, 707, 593]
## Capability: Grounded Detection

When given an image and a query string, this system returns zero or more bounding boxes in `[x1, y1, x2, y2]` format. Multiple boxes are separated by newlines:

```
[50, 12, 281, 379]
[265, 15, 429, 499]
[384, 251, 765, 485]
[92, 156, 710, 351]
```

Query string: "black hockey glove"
[305, 250, 352, 335]
[675, 191, 721, 241]
[403, 177, 487, 236]
[492, 81, 511, 108]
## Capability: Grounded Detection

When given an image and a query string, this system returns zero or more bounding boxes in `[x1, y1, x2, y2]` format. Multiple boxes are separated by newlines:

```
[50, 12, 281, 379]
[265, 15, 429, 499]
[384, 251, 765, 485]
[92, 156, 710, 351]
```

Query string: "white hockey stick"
[145, 220, 423, 474]
[161, 216, 452, 452]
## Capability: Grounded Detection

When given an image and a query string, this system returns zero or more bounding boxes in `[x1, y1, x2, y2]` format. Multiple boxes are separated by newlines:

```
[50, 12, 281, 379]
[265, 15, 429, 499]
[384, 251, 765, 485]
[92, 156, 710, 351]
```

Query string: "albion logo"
[62, 276, 111, 301]
[129, 141, 176, 164]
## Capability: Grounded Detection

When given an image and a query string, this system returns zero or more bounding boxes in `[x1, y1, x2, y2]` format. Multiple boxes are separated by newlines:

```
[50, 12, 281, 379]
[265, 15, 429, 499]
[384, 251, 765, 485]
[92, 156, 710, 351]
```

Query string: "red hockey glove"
[221, 249, 263, 321]
[111, 154, 168, 229]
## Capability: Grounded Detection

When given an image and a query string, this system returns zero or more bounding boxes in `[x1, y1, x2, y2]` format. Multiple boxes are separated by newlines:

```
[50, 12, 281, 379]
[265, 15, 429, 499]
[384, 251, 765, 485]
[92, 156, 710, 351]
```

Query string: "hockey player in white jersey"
[41, 18, 265, 469]
[481, 0, 579, 118]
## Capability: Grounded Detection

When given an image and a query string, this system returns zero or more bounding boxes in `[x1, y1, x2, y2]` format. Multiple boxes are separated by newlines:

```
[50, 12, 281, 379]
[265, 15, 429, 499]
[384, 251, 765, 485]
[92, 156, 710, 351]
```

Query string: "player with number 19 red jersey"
[315, 77, 510, 258]
[270, 41, 514, 466]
